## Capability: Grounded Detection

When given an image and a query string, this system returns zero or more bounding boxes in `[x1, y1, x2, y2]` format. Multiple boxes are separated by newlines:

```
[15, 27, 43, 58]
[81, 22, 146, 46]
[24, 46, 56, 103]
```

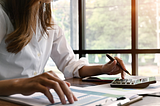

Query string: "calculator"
[110, 76, 156, 88]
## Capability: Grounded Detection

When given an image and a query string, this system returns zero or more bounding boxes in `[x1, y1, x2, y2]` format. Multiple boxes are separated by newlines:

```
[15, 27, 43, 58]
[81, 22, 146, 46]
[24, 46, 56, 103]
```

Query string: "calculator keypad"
[110, 77, 156, 88]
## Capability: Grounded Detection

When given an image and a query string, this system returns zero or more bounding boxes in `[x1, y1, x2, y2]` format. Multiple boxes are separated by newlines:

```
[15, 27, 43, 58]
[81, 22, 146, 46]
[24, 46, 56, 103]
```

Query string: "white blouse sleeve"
[50, 26, 88, 79]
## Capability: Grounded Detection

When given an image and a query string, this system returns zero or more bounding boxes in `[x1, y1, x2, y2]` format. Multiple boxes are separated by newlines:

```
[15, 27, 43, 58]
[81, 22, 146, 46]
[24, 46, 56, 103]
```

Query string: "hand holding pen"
[106, 54, 131, 76]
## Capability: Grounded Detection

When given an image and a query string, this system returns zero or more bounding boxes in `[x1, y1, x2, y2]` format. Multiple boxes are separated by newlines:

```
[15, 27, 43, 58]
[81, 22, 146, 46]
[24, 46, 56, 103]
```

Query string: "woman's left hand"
[101, 56, 126, 79]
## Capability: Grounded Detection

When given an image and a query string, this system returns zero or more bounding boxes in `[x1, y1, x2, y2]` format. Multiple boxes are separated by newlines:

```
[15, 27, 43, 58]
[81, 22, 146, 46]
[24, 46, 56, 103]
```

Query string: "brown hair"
[1, 0, 54, 53]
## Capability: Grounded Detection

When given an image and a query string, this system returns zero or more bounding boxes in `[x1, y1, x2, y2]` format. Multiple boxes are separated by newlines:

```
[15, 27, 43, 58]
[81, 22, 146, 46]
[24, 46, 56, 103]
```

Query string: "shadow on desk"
[65, 78, 107, 87]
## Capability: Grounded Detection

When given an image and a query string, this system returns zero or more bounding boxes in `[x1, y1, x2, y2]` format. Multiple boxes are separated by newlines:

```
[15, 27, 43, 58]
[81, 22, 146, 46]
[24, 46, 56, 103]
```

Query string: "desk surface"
[0, 78, 160, 106]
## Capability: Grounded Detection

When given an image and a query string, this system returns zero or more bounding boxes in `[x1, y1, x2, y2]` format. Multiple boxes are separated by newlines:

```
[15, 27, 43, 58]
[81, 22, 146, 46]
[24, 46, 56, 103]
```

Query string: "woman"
[0, 0, 126, 104]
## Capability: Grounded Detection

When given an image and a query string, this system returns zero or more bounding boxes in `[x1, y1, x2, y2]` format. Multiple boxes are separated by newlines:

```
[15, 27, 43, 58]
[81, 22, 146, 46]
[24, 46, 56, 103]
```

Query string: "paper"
[0, 75, 159, 106]
[0, 86, 126, 106]
[84, 76, 160, 97]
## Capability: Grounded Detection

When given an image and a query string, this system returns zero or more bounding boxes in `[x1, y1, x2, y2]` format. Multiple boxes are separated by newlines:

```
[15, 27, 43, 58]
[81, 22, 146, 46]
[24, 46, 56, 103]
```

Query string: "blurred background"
[45, 0, 160, 80]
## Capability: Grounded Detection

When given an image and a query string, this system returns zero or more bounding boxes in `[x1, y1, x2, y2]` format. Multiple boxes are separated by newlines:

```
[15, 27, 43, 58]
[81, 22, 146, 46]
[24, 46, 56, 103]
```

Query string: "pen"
[106, 54, 131, 76]
[96, 96, 130, 106]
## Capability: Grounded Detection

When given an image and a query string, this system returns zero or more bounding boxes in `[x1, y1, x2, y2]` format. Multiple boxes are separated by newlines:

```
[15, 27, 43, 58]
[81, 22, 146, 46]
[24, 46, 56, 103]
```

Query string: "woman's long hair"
[0, 0, 54, 53]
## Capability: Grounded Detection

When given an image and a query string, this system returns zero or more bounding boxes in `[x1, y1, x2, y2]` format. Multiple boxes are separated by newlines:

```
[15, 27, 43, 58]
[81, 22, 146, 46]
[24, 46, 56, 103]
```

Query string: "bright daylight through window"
[45, 0, 160, 79]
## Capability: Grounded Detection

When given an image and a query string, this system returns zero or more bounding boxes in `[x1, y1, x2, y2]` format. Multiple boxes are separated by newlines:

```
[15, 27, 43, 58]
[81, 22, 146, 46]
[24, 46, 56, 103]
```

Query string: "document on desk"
[1, 74, 159, 106]
[0, 86, 136, 106]
[85, 78, 160, 97]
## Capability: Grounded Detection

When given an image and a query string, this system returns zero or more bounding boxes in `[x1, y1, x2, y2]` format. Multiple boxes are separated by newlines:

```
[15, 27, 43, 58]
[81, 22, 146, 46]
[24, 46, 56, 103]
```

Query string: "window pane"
[85, 0, 131, 50]
[138, 54, 160, 76]
[45, 0, 79, 80]
[138, 0, 159, 49]
[52, 0, 79, 50]
[86, 54, 132, 75]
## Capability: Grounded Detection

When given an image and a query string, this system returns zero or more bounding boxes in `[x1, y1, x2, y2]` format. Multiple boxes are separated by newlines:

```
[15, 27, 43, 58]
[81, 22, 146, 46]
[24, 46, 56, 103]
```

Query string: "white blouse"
[0, 5, 88, 80]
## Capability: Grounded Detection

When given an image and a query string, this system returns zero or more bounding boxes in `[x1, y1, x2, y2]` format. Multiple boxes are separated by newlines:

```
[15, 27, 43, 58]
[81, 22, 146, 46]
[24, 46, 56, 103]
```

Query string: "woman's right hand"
[14, 71, 77, 104]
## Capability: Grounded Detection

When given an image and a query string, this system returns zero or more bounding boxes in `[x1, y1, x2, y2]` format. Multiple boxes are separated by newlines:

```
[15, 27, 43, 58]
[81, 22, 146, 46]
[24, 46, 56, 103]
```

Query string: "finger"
[121, 71, 126, 79]
[36, 84, 54, 104]
[103, 60, 117, 75]
[42, 72, 75, 104]
[107, 60, 113, 64]
[65, 81, 71, 87]
[52, 81, 67, 104]
[109, 60, 117, 71]
[62, 81, 77, 102]
[72, 92, 78, 101]
[109, 66, 120, 75]
[114, 57, 127, 79]
[47, 71, 59, 78]
[114, 57, 127, 71]
[109, 60, 117, 66]
[58, 81, 74, 104]
[40, 78, 67, 104]
[110, 65, 125, 79]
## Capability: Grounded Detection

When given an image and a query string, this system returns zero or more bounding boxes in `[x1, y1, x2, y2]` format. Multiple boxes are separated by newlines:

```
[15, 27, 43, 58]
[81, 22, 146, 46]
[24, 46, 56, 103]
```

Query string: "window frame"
[73, 0, 160, 75]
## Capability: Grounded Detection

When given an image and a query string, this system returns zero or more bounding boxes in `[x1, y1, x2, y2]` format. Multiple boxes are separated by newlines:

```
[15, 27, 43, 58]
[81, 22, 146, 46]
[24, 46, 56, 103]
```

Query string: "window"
[85, 0, 131, 50]
[138, 0, 160, 76]
[84, 0, 132, 74]
[45, 0, 160, 78]
[52, 0, 79, 50]
[45, 0, 79, 80]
